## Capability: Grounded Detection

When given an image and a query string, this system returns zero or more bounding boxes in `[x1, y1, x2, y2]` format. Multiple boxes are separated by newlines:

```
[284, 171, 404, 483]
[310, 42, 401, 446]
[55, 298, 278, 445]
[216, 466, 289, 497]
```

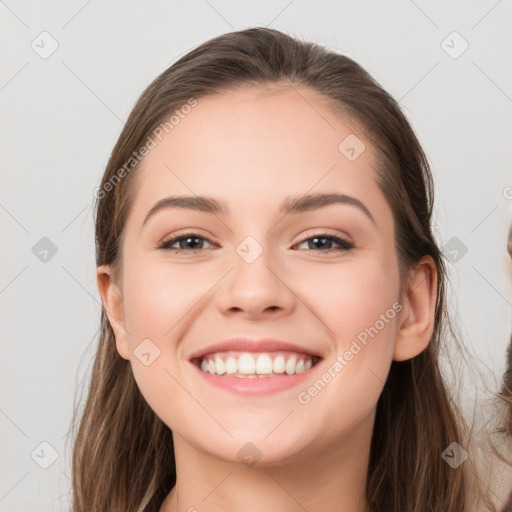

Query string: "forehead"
[127, 85, 390, 228]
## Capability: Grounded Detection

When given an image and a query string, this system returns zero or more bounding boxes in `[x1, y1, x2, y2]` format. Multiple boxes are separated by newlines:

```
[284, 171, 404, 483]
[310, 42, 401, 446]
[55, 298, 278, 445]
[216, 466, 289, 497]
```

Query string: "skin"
[97, 84, 437, 512]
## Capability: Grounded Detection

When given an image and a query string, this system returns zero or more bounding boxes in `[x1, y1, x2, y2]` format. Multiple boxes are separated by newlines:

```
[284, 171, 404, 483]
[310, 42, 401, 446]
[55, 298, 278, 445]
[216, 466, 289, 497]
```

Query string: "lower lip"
[191, 362, 319, 394]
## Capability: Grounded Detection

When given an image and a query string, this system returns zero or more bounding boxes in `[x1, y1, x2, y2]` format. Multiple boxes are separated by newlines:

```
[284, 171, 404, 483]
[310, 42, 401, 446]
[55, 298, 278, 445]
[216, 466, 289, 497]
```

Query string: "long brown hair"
[488, 225, 512, 511]
[499, 337, 512, 511]
[70, 27, 492, 511]
[502, 224, 512, 433]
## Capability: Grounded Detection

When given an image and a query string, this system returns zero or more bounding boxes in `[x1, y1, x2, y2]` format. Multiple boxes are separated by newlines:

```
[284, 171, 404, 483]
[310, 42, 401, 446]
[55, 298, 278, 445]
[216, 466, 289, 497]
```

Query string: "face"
[103, 85, 406, 466]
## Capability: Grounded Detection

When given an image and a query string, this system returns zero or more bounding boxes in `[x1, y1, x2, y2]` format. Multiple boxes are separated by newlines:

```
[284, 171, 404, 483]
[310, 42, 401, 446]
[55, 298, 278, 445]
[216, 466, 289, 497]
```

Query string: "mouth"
[191, 351, 322, 378]
[188, 338, 323, 394]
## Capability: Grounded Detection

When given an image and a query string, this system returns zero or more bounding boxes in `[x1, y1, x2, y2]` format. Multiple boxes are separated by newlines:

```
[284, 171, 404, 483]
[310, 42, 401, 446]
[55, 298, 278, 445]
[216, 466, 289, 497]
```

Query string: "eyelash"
[158, 232, 354, 252]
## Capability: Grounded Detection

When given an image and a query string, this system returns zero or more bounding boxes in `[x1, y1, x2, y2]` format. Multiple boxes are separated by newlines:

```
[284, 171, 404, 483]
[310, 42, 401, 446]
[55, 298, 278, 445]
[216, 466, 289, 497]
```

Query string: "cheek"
[302, 257, 400, 339]
[301, 257, 400, 392]
[120, 261, 199, 430]
[289, 259, 400, 438]
[122, 258, 202, 340]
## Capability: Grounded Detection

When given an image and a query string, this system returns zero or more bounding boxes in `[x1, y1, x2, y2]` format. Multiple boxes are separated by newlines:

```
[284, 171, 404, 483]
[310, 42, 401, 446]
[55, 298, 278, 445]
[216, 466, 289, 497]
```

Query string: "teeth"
[256, 354, 273, 374]
[215, 355, 226, 375]
[285, 356, 297, 375]
[198, 352, 315, 377]
[226, 357, 237, 375]
[239, 353, 256, 374]
[273, 355, 285, 374]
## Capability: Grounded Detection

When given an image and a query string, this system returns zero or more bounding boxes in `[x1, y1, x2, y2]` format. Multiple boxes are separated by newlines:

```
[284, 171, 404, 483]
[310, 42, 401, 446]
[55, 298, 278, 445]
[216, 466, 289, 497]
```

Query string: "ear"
[393, 255, 437, 361]
[96, 265, 130, 360]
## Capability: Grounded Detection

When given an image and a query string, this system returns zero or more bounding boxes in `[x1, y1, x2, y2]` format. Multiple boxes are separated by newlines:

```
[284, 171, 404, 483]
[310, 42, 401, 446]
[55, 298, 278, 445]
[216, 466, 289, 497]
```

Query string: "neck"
[160, 415, 373, 512]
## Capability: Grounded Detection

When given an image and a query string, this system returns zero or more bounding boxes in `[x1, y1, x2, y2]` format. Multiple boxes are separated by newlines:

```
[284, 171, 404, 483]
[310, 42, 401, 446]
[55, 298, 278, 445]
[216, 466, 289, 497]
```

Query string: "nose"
[215, 244, 297, 320]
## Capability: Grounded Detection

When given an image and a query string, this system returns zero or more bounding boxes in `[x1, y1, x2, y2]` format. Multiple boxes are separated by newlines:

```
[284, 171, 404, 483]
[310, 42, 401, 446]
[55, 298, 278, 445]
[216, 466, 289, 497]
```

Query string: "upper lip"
[189, 338, 323, 360]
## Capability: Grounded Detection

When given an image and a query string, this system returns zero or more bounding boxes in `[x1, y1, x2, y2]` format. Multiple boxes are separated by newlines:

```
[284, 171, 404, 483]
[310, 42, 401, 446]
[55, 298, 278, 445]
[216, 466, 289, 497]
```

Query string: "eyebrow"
[141, 192, 376, 228]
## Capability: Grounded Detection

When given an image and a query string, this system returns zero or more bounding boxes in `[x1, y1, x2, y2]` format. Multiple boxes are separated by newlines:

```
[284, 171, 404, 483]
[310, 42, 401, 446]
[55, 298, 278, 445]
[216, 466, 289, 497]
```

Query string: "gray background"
[1, 1, 511, 510]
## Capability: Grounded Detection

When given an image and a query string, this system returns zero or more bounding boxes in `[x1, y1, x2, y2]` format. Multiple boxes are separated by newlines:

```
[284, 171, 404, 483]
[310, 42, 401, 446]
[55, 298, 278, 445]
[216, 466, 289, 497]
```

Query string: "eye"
[159, 232, 216, 252]
[158, 232, 354, 253]
[293, 233, 354, 252]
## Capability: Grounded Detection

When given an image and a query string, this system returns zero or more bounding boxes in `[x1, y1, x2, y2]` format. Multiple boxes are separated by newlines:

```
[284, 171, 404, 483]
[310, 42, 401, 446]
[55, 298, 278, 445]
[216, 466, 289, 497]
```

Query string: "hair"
[487, 225, 512, 512]
[503, 338, 512, 436]
[69, 27, 495, 511]
[503, 224, 512, 436]
[502, 224, 512, 434]
[499, 337, 512, 511]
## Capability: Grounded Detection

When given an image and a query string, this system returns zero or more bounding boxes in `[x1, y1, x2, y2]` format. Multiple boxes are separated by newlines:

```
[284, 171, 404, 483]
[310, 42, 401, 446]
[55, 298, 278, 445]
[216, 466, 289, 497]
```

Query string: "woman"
[70, 27, 494, 511]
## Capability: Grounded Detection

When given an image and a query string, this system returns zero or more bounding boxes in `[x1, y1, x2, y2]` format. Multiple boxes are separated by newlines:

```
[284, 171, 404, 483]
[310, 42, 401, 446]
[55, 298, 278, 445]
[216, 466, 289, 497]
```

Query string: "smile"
[195, 351, 321, 378]
[188, 337, 323, 394]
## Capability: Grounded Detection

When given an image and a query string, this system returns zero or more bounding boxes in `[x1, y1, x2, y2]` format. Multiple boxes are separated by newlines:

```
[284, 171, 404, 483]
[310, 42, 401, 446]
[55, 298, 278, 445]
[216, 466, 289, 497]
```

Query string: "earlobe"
[96, 264, 130, 360]
[393, 256, 437, 362]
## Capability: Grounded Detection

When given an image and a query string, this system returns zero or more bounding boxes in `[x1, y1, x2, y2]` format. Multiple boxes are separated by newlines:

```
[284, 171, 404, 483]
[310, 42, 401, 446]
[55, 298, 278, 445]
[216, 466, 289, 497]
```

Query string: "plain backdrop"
[1, 1, 511, 510]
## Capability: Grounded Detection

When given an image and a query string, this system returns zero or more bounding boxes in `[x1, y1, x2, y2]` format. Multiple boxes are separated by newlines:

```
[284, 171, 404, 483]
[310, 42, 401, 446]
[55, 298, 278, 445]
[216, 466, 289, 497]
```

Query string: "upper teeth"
[199, 352, 314, 377]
